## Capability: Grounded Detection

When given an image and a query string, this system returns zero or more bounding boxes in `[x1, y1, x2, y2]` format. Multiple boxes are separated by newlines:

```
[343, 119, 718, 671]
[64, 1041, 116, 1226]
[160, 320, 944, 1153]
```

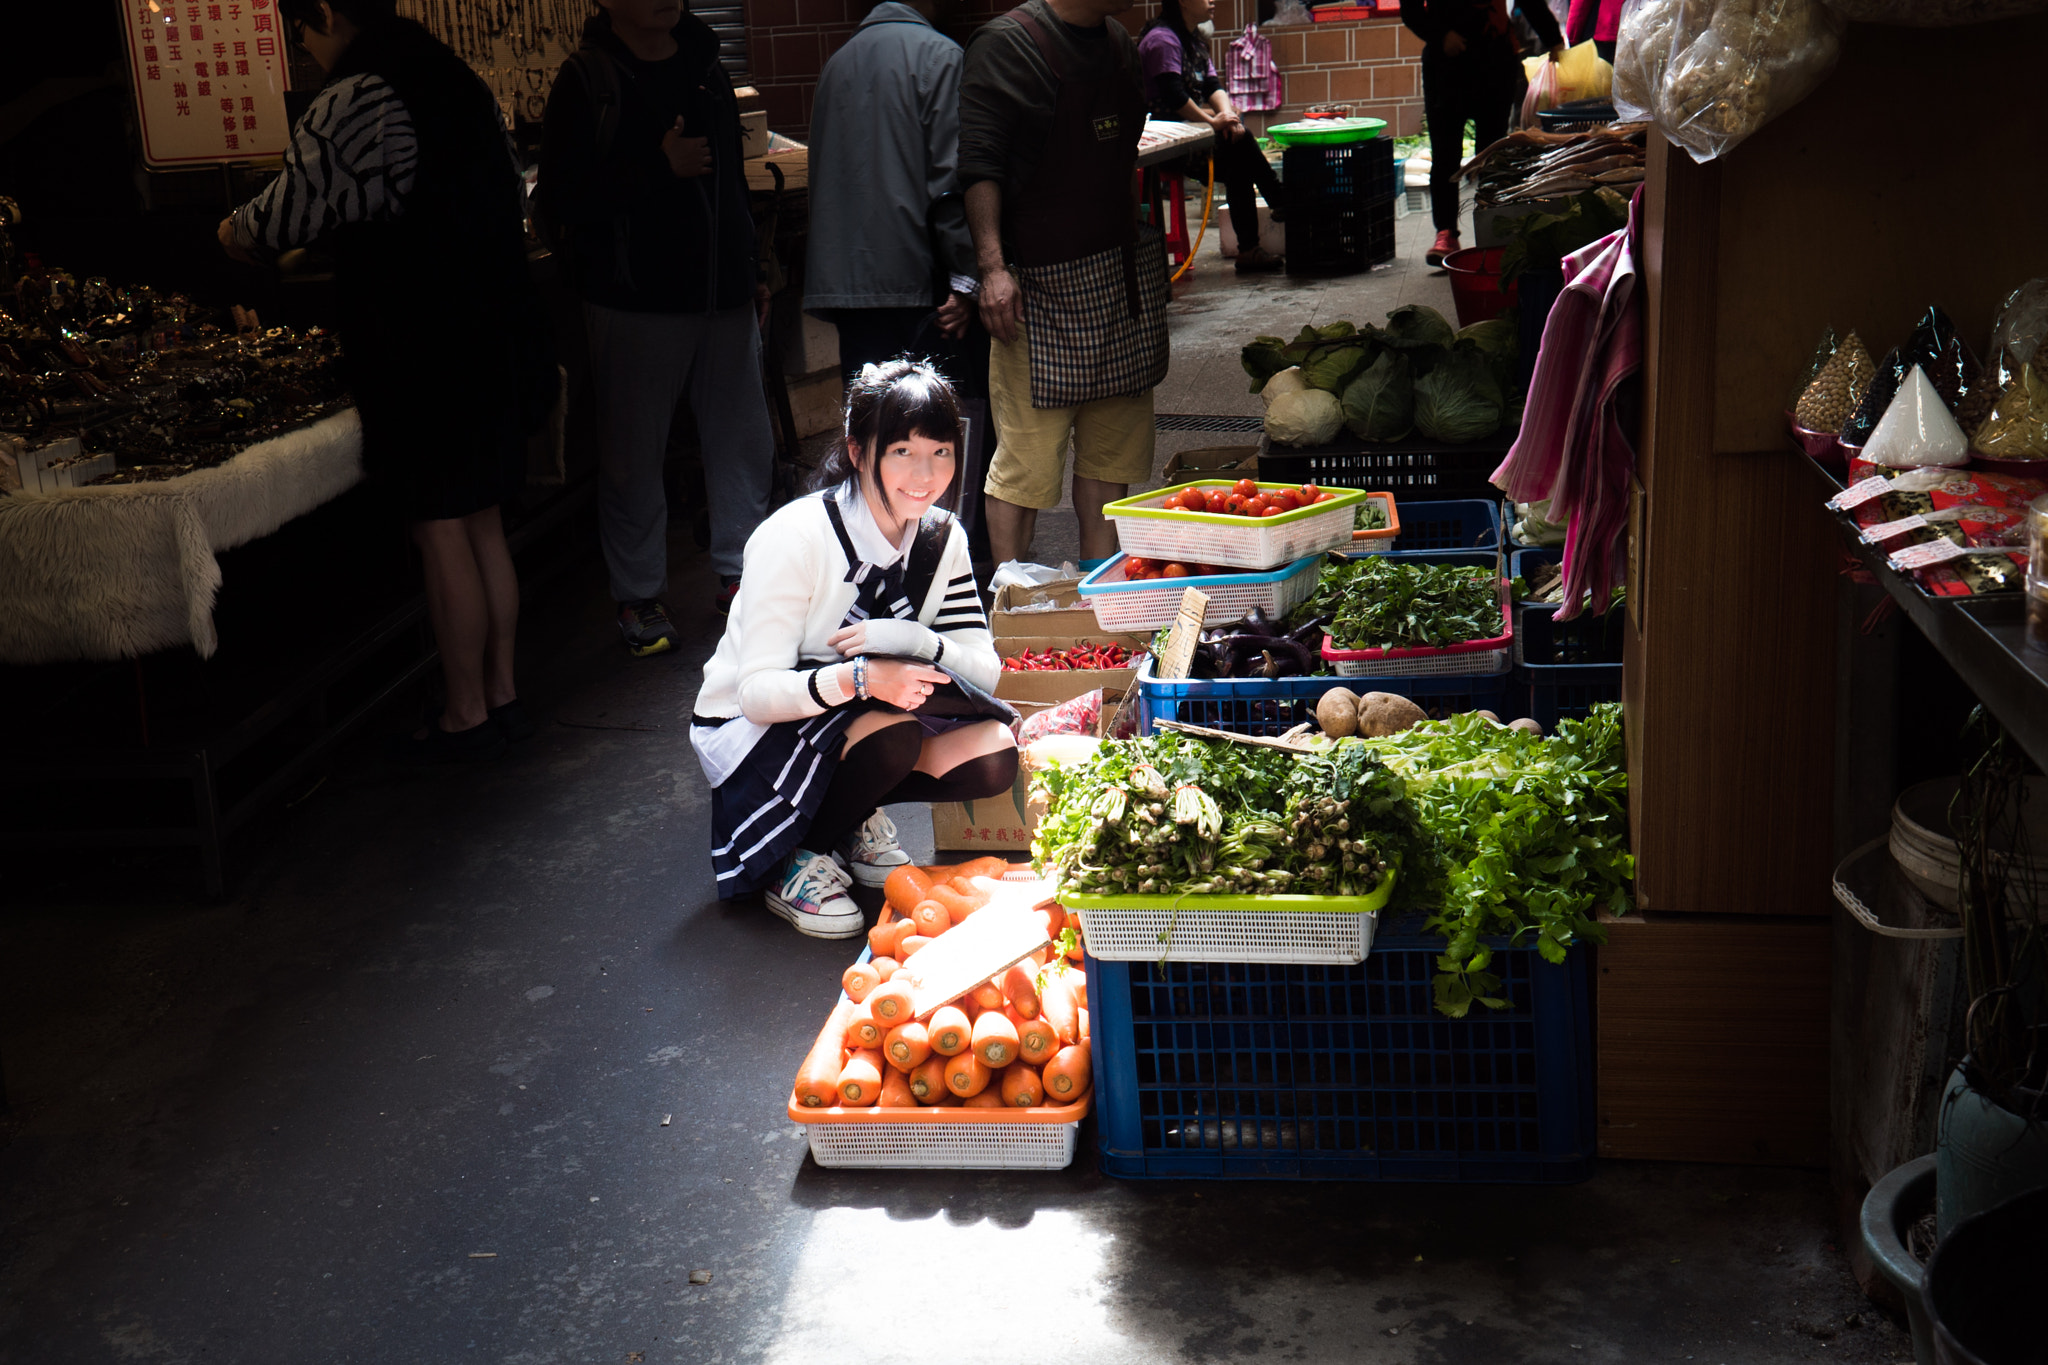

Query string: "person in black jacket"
[539, 0, 773, 646]
[220, 0, 555, 764]
[1400, 0, 1562, 266]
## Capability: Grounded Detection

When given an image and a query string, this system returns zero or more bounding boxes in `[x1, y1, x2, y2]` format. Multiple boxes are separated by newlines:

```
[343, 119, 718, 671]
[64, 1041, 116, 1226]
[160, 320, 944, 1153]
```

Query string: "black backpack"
[535, 47, 625, 291]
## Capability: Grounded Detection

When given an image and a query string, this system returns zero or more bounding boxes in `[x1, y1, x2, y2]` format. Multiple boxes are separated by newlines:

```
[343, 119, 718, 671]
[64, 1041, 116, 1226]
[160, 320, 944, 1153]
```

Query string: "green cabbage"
[1300, 343, 1371, 393]
[1384, 304, 1455, 351]
[1265, 389, 1344, 446]
[1261, 366, 1309, 407]
[1454, 318, 1516, 362]
[1241, 335, 1292, 391]
[1340, 351, 1414, 442]
[1412, 345, 1504, 443]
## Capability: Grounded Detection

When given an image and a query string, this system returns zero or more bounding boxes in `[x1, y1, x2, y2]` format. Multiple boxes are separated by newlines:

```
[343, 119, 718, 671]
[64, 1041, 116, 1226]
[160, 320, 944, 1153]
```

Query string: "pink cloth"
[1491, 188, 1642, 619]
[1565, 0, 1622, 43]
[1222, 25, 1283, 113]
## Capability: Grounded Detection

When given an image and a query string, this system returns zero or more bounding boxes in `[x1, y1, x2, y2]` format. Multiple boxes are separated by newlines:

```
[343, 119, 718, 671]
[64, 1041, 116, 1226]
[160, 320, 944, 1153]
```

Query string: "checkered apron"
[1018, 228, 1171, 409]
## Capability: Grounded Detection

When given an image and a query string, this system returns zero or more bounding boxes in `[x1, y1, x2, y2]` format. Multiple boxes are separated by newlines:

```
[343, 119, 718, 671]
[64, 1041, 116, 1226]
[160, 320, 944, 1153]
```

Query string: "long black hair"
[811, 358, 964, 519]
[1144, 0, 1210, 84]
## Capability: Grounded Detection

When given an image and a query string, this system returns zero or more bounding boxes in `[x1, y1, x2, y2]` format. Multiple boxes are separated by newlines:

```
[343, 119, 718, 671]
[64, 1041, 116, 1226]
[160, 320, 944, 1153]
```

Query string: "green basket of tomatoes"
[1103, 478, 1365, 572]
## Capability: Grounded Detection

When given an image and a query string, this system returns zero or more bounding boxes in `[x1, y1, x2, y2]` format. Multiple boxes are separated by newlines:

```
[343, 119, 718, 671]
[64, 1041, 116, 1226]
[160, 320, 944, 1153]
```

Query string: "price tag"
[1828, 475, 1893, 512]
[1888, 539, 1984, 572]
[1860, 513, 1928, 544]
[1154, 587, 1210, 680]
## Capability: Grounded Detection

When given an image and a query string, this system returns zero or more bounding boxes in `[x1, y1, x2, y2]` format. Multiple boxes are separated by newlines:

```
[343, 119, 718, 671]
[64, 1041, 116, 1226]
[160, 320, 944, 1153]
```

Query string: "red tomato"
[1161, 493, 1182, 510]
[1162, 562, 1189, 577]
[1221, 495, 1244, 515]
[1273, 489, 1302, 512]
[1233, 478, 1259, 500]
[1246, 496, 1270, 516]
[1261, 504, 1286, 517]
[1315, 491, 1335, 502]
[1299, 483, 1320, 500]
[1125, 557, 1151, 577]
[1180, 488, 1208, 514]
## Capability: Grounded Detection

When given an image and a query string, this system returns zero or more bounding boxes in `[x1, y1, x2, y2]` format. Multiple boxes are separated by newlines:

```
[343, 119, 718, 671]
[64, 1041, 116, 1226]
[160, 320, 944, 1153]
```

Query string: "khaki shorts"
[983, 331, 1155, 511]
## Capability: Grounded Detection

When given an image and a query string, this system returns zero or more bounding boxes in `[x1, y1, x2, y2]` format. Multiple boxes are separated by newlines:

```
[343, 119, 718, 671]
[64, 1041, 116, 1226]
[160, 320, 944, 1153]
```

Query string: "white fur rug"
[0, 410, 364, 663]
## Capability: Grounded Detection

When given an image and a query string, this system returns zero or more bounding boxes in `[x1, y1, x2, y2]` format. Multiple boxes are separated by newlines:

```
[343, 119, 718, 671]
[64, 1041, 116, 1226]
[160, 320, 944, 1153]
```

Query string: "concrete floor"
[0, 213, 1915, 1364]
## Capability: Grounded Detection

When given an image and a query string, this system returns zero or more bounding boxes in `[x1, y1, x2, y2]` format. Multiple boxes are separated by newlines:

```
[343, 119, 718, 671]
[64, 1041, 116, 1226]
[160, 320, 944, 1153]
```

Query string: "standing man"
[804, 0, 977, 383]
[541, 0, 774, 647]
[959, 0, 1167, 568]
[1401, 0, 1562, 266]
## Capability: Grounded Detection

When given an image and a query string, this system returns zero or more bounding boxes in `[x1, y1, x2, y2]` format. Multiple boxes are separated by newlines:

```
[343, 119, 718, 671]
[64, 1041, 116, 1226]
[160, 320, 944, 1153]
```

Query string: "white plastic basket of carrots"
[786, 858, 1094, 1170]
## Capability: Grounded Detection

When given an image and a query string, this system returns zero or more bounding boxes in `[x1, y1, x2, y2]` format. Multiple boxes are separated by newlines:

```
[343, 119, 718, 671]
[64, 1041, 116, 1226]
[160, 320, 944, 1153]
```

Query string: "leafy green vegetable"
[1339, 350, 1415, 442]
[1031, 730, 1418, 901]
[1300, 343, 1372, 394]
[1497, 189, 1629, 288]
[1412, 343, 1505, 443]
[1299, 555, 1502, 650]
[1355, 498, 1389, 531]
[1383, 304, 1455, 350]
[1354, 705, 1633, 1015]
[1241, 335, 1293, 392]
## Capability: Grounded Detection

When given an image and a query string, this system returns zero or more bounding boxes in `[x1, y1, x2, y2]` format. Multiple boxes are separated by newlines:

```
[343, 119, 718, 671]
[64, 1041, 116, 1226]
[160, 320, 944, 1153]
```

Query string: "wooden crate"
[1596, 912, 1831, 1166]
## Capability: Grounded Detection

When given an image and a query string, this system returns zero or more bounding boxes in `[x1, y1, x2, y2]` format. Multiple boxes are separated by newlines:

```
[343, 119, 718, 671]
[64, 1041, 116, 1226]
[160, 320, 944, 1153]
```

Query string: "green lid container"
[1267, 117, 1387, 146]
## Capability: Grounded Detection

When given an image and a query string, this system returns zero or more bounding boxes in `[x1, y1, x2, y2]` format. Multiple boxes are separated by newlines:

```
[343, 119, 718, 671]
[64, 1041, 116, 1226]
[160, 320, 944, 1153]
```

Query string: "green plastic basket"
[1267, 118, 1387, 147]
[1103, 479, 1367, 571]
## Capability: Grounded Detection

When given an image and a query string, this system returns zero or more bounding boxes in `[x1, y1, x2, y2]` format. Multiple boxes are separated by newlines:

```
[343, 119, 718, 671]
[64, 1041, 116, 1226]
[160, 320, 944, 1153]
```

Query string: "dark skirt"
[710, 706, 864, 897]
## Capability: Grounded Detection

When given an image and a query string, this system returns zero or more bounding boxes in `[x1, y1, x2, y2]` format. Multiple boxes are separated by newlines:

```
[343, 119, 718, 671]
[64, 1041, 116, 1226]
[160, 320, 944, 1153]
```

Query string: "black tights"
[804, 720, 1020, 854]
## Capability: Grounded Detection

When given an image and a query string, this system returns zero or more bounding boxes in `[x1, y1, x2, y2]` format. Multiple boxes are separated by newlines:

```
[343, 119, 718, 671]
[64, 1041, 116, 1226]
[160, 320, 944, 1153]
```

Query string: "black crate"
[1285, 197, 1395, 276]
[1281, 137, 1396, 206]
[1258, 429, 1513, 500]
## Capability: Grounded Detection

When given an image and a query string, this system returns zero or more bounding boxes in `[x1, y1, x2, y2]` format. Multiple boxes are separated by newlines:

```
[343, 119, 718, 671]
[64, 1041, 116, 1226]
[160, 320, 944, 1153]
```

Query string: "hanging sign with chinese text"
[119, 0, 292, 167]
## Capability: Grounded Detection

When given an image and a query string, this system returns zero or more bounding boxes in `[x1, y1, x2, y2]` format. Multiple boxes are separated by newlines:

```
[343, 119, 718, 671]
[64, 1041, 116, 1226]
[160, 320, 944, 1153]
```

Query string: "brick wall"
[745, 0, 1421, 143]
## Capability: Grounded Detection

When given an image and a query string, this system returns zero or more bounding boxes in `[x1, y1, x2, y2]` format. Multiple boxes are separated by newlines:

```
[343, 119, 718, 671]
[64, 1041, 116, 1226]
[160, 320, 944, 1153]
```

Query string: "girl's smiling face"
[858, 431, 956, 528]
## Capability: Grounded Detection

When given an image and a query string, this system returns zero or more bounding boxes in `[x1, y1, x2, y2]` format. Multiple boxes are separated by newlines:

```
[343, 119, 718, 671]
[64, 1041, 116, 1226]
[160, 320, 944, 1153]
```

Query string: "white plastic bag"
[1613, 0, 1845, 163]
[1520, 60, 1564, 128]
[1268, 0, 1311, 24]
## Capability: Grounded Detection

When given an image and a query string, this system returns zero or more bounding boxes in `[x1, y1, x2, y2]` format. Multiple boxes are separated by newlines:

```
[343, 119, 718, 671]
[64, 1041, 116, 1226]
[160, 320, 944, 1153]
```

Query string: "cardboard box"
[1161, 445, 1259, 484]
[932, 684, 1130, 851]
[995, 634, 1145, 707]
[991, 580, 1100, 638]
[739, 110, 770, 161]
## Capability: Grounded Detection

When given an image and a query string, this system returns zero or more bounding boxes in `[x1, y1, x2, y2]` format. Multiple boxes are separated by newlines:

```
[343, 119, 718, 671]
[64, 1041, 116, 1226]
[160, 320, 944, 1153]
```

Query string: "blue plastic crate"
[1135, 659, 1511, 736]
[1388, 499, 1502, 555]
[1521, 666, 1622, 731]
[1085, 918, 1594, 1181]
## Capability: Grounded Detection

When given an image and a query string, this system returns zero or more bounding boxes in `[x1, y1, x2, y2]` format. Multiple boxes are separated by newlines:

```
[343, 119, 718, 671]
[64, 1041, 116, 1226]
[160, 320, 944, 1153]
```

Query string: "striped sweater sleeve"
[924, 529, 1001, 694]
[232, 73, 418, 252]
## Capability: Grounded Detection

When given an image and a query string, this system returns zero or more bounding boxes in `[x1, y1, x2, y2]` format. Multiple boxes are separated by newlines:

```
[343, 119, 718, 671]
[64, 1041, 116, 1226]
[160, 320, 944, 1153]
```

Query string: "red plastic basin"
[1443, 246, 1519, 329]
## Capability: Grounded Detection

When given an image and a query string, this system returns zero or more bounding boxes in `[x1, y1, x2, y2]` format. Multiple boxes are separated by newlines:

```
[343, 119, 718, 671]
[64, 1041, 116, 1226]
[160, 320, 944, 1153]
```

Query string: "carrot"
[883, 1020, 931, 1072]
[1042, 906, 1067, 943]
[838, 1048, 885, 1106]
[927, 1004, 972, 1056]
[842, 962, 881, 1003]
[1042, 1041, 1091, 1101]
[971, 979, 1006, 1012]
[962, 1088, 1007, 1109]
[871, 956, 900, 981]
[867, 920, 897, 958]
[909, 1055, 949, 1104]
[794, 1000, 857, 1108]
[944, 1051, 991, 1098]
[1078, 1007, 1090, 1043]
[947, 876, 996, 904]
[1040, 967, 1080, 1045]
[911, 899, 951, 938]
[1000, 1062, 1044, 1108]
[1001, 963, 1042, 1019]
[955, 856, 1009, 881]
[918, 862, 960, 882]
[1017, 1010, 1060, 1065]
[972, 1009, 1020, 1068]
[1072, 977, 1087, 1011]
[866, 978, 915, 1026]
[928, 884, 980, 925]
[882, 865, 934, 915]
[879, 1067, 917, 1108]
[843, 1002, 884, 1050]
[899, 934, 933, 958]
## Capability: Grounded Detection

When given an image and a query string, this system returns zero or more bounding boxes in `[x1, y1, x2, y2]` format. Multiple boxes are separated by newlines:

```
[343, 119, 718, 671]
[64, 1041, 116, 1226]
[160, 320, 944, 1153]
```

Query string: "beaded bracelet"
[852, 655, 870, 701]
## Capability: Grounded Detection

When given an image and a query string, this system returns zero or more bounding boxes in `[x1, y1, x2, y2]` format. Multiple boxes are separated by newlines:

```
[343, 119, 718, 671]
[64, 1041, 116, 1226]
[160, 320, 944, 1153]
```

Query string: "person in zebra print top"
[218, 0, 553, 765]
[690, 361, 1017, 937]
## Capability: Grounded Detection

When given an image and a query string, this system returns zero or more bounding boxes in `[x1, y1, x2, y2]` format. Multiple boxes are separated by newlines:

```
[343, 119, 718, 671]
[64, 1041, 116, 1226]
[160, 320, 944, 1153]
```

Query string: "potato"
[1357, 692, 1427, 738]
[1313, 687, 1360, 738]
[1475, 710, 1503, 725]
[1509, 717, 1545, 737]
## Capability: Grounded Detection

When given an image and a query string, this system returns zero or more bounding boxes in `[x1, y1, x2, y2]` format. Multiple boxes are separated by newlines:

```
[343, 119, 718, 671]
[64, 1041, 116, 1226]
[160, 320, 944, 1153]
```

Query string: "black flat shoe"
[489, 698, 537, 743]
[388, 719, 508, 766]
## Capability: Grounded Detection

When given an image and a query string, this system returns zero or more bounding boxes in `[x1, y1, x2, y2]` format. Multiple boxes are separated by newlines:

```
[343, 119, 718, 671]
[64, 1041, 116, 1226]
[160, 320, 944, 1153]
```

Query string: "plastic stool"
[1140, 168, 1191, 266]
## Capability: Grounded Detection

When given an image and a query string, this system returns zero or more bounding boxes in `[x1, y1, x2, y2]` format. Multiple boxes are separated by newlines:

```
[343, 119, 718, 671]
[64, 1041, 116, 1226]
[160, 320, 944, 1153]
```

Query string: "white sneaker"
[764, 850, 864, 939]
[836, 810, 911, 888]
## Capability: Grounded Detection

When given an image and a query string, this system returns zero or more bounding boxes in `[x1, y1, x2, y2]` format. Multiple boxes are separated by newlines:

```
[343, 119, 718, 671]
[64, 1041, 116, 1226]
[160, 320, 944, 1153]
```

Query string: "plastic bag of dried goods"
[1794, 330, 1876, 434]
[1974, 363, 2048, 461]
[1839, 305, 1985, 448]
[1988, 278, 2048, 391]
[1613, 0, 1845, 163]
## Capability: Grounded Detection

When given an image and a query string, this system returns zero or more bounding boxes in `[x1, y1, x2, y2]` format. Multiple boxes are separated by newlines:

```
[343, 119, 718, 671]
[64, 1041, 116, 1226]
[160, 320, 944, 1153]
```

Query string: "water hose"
[1169, 153, 1216, 283]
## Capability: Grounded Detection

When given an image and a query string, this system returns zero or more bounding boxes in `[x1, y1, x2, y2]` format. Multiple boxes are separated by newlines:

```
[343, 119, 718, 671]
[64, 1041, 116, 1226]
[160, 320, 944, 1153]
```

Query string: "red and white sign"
[120, 0, 291, 167]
